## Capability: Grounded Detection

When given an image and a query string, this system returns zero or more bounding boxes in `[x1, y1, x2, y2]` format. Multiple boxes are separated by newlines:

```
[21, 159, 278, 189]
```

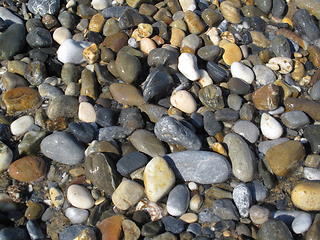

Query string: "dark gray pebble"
[119, 108, 145, 135]
[257, 219, 293, 240]
[141, 220, 164, 238]
[271, 0, 286, 18]
[304, 125, 320, 154]
[119, 8, 144, 30]
[96, 108, 118, 127]
[190, 112, 203, 128]
[59, 225, 94, 240]
[212, 199, 240, 221]
[26, 220, 45, 240]
[187, 223, 201, 236]
[26, 27, 52, 48]
[214, 108, 239, 122]
[293, 9, 320, 41]
[24, 61, 47, 85]
[68, 122, 96, 143]
[271, 35, 291, 58]
[0, 23, 25, 60]
[0, 227, 29, 240]
[161, 216, 185, 234]
[116, 151, 148, 176]
[206, 61, 228, 83]
[203, 111, 223, 136]
[197, 45, 221, 62]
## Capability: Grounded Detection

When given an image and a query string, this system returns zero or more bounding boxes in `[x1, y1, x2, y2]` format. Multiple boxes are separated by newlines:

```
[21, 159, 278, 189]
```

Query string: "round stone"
[53, 27, 72, 45]
[67, 184, 94, 209]
[78, 102, 96, 123]
[257, 219, 293, 240]
[249, 205, 270, 225]
[110, 83, 145, 106]
[10, 115, 34, 136]
[46, 95, 79, 120]
[65, 207, 89, 224]
[26, 27, 52, 48]
[291, 181, 320, 211]
[220, 1, 241, 24]
[233, 120, 260, 143]
[227, 77, 250, 95]
[292, 212, 312, 234]
[170, 90, 197, 114]
[28, 0, 60, 16]
[116, 52, 141, 84]
[221, 43, 242, 66]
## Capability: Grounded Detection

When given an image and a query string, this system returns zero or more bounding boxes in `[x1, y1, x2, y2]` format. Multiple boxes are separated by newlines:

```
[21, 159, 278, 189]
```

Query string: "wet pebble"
[167, 184, 189, 216]
[116, 152, 148, 176]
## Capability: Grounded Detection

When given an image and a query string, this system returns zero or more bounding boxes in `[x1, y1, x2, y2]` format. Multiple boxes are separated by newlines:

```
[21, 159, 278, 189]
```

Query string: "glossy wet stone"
[280, 111, 310, 129]
[233, 120, 260, 143]
[271, 35, 291, 58]
[252, 84, 280, 111]
[199, 84, 224, 110]
[167, 184, 189, 216]
[24, 61, 47, 86]
[206, 61, 228, 83]
[110, 83, 145, 106]
[203, 111, 223, 136]
[46, 95, 79, 120]
[68, 122, 95, 143]
[116, 152, 148, 176]
[116, 52, 141, 84]
[0, 24, 25, 60]
[284, 97, 320, 121]
[304, 125, 320, 154]
[293, 9, 320, 41]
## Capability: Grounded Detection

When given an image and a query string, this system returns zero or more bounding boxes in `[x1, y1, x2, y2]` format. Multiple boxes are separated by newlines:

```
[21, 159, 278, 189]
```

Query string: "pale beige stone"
[220, 1, 241, 24]
[180, 213, 198, 223]
[170, 27, 186, 47]
[78, 102, 96, 123]
[139, 38, 157, 55]
[170, 90, 197, 114]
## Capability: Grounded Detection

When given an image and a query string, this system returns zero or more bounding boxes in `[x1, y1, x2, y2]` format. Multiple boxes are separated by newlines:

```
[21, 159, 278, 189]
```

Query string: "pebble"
[110, 83, 145, 106]
[0, 141, 12, 172]
[258, 219, 293, 239]
[212, 199, 240, 221]
[0, 7, 23, 26]
[220, 1, 241, 24]
[223, 133, 256, 182]
[116, 152, 148, 176]
[0, 24, 25, 61]
[180, 213, 198, 223]
[291, 181, 320, 211]
[170, 90, 197, 114]
[59, 225, 95, 240]
[10, 115, 34, 136]
[221, 42, 242, 66]
[0, 227, 29, 240]
[26, 220, 45, 240]
[97, 215, 125, 240]
[189, 194, 203, 212]
[65, 207, 89, 224]
[304, 167, 320, 180]
[28, 0, 59, 16]
[252, 84, 280, 111]
[167, 184, 190, 216]
[177, 53, 200, 81]
[247, 179, 268, 202]
[260, 113, 283, 139]
[230, 62, 254, 84]
[293, 9, 320, 41]
[57, 39, 92, 64]
[233, 120, 260, 143]
[78, 102, 96, 123]
[162, 216, 185, 234]
[46, 95, 79, 120]
[249, 205, 270, 225]
[49, 187, 64, 209]
[233, 183, 252, 218]
[163, 150, 231, 184]
[67, 184, 94, 209]
[253, 65, 276, 86]
[40, 131, 85, 165]
[291, 212, 312, 234]
[0, 193, 17, 212]
[53, 27, 72, 45]
[280, 110, 310, 129]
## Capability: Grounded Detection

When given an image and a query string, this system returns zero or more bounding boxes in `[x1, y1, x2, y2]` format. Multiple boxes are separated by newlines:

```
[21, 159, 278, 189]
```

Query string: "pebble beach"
[0, 0, 320, 239]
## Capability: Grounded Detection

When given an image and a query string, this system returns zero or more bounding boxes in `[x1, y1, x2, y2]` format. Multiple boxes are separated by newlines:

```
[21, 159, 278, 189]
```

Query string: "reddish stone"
[97, 215, 125, 240]
[3, 87, 42, 116]
[100, 32, 128, 53]
[9, 156, 46, 182]
[252, 84, 280, 111]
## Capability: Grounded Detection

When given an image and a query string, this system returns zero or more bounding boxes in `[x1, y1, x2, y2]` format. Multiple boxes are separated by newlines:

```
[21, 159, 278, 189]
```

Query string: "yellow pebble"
[282, 17, 293, 29]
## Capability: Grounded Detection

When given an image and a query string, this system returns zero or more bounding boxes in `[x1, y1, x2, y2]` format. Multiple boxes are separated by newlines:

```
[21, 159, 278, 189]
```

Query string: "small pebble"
[67, 184, 94, 209]
[65, 207, 89, 224]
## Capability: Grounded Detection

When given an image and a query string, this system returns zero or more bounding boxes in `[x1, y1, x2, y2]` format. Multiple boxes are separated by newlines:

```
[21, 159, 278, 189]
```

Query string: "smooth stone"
[221, 43, 242, 66]
[0, 227, 28, 240]
[9, 156, 46, 182]
[0, 24, 26, 60]
[163, 150, 231, 184]
[293, 9, 320, 41]
[0, 7, 23, 26]
[170, 27, 186, 47]
[76, 4, 97, 19]
[122, 219, 140, 240]
[26, 27, 52, 48]
[61, 63, 81, 85]
[272, 0, 286, 17]
[304, 167, 320, 180]
[116, 52, 141, 84]
[291, 212, 312, 234]
[253, 65, 276, 86]
[53, 27, 72, 45]
[233, 182, 252, 218]
[224, 133, 256, 182]
[201, 8, 222, 27]
[184, 10, 205, 34]
[291, 182, 320, 211]
[18, 131, 46, 156]
[203, 111, 223, 136]
[129, 129, 166, 157]
[112, 179, 145, 210]
[65, 207, 89, 224]
[220, 1, 241, 24]
[310, 80, 320, 101]
[2, 72, 28, 90]
[257, 219, 293, 240]
[240, 103, 255, 121]
[233, 120, 260, 143]
[271, 35, 291, 58]
[92, 0, 111, 10]
[26, 220, 45, 240]
[260, 113, 283, 139]
[41, 131, 84, 165]
[230, 62, 254, 84]
[180, 33, 201, 54]
[199, 84, 224, 110]
[100, 32, 128, 53]
[95, 108, 118, 127]
[206, 61, 228, 83]
[280, 110, 310, 129]
[293, 0, 320, 20]
[154, 116, 201, 150]
[10, 115, 34, 136]
[161, 216, 185, 234]
[170, 90, 197, 114]
[307, 45, 320, 69]
[144, 156, 175, 202]
[247, 179, 268, 202]
[227, 77, 250, 95]
[98, 215, 125, 240]
[57, 39, 92, 64]
[178, 53, 200, 81]
[211, 199, 240, 221]
[28, 0, 60, 16]
[250, 31, 271, 48]
[46, 95, 78, 120]
[305, 213, 320, 239]
[85, 152, 121, 195]
[255, 0, 272, 14]
[80, 68, 98, 99]
[252, 84, 280, 111]
[167, 184, 190, 216]
[179, 0, 196, 11]
[98, 126, 127, 141]
[0, 193, 16, 212]
[189, 194, 203, 212]
[141, 219, 164, 237]
[249, 205, 270, 225]
[78, 102, 96, 123]
[284, 97, 320, 121]
[119, 108, 145, 135]
[214, 108, 239, 122]
[38, 83, 63, 100]
[180, 213, 198, 223]
[68, 122, 95, 143]
[0, 141, 12, 172]
[109, 83, 145, 106]
[116, 152, 148, 176]
[67, 184, 94, 209]
[119, 8, 144, 30]
[276, 28, 309, 50]
[23, 61, 47, 86]
[25, 202, 44, 220]
[265, 140, 305, 177]
[139, 103, 168, 123]
[59, 226, 95, 240]
[258, 138, 290, 154]
[197, 45, 221, 62]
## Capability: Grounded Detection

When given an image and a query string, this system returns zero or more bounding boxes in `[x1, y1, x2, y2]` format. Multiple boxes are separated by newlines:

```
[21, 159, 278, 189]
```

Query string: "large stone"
[292, 182, 320, 211]
[257, 219, 293, 240]
[46, 95, 79, 120]
[284, 97, 320, 121]
[0, 24, 25, 60]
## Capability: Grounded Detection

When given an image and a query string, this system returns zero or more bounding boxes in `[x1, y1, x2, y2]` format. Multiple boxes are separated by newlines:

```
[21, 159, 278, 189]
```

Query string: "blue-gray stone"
[271, 0, 286, 18]
[59, 225, 95, 240]
[40, 131, 85, 165]
[68, 122, 96, 143]
[101, 6, 130, 19]
[212, 199, 240, 221]
[201, 227, 215, 238]
[203, 111, 223, 136]
[0, 23, 25, 60]
[310, 80, 320, 101]
[258, 219, 293, 240]
[197, 45, 221, 62]
[119, 108, 145, 135]
[154, 116, 202, 150]
[26, 220, 45, 240]
[38, 83, 63, 100]
[28, 0, 60, 16]
[206, 61, 228, 83]
[233, 120, 260, 143]
[227, 93, 242, 111]
[271, 210, 303, 226]
[253, 65, 276, 86]
[116, 152, 148, 176]
[214, 108, 239, 122]
[58, 11, 76, 30]
[163, 150, 231, 184]
[187, 223, 201, 236]
[167, 184, 190, 216]
[280, 110, 310, 129]
[118, 8, 144, 30]
[190, 112, 203, 128]
[250, 16, 266, 32]
[271, 35, 291, 58]
[233, 182, 252, 218]
[255, 0, 272, 14]
[26, 27, 52, 48]
[0, 227, 29, 240]
[0, 7, 23, 26]
[161, 216, 185, 234]
[96, 108, 118, 127]
[246, 179, 268, 203]
[293, 9, 320, 41]
[98, 126, 127, 141]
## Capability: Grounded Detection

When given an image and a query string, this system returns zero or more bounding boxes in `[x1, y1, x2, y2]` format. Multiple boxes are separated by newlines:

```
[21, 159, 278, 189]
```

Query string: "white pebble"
[189, 194, 203, 212]
[249, 205, 270, 225]
[292, 212, 312, 234]
[179, 0, 196, 11]
[57, 39, 92, 64]
[188, 182, 198, 191]
[198, 69, 213, 87]
[260, 113, 283, 140]
[65, 207, 89, 224]
[304, 167, 320, 180]
[92, 0, 112, 10]
[10, 115, 34, 136]
[78, 102, 96, 123]
[178, 53, 200, 81]
[0, 142, 12, 172]
[67, 184, 94, 209]
[0, 193, 16, 212]
[268, 57, 293, 74]
[231, 62, 254, 84]
[170, 90, 197, 114]
[53, 27, 72, 45]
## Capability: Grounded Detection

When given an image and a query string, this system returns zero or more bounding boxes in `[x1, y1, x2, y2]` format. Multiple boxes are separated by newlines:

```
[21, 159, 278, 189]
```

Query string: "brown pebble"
[25, 202, 44, 220]
[88, 13, 105, 33]
[110, 83, 145, 106]
[100, 32, 128, 53]
[307, 45, 320, 68]
[284, 97, 320, 121]
[252, 84, 280, 111]
[97, 215, 125, 240]
[184, 10, 206, 35]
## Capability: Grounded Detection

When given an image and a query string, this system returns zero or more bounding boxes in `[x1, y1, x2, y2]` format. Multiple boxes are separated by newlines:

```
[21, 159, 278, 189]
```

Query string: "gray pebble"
[167, 184, 190, 216]
[246, 179, 268, 202]
[310, 80, 320, 101]
[233, 182, 252, 218]
[233, 120, 260, 143]
[212, 199, 240, 221]
[253, 65, 276, 86]
[280, 110, 310, 129]
[227, 93, 242, 111]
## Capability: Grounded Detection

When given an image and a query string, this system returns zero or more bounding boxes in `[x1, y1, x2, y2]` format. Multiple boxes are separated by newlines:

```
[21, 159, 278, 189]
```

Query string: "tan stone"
[291, 60, 305, 81]
[139, 38, 157, 55]
[184, 10, 206, 35]
[88, 13, 105, 33]
[109, 83, 145, 106]
[308, 45, 320, 68]
[180, 213, 198, 223]
[250, 31, 271, 48]
[221, 42, 242, 65]
[291, 182, 320, 211]
[170, 27, 186, 47]
[220, 1, 241, 24]
[274, 79, 299, 100]
[122, 219, 140, 240]
[252, 84, 280, 111]
[137, 23, 153, 38]
[83, 43, 100, 64]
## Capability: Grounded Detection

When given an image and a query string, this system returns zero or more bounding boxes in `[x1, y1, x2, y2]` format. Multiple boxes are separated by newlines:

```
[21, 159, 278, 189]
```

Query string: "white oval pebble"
[230, 62, 254, 84]
[178, 53, 200, 81]
[198, 69, 213, 87]
[67, 184, 94, 209]
[10, 115, 34, 136]
[0, 141, 12, 172]
[53, 27, 72, 45]
[65, 207, 89, 224]
[78, 102, 96, 123]
[303, 167, 320, 180]
[170, 90, 197, 114]
[291, 212, 312, 234]
[92, 0, 112, 10]
[57, 39, 92, 64]
[189, 194, 203, 212]
[0, 193, 16, 212]
[249, 205, 270, 225]
[260, 113, 283, 140]
[188, 182, 198, 191]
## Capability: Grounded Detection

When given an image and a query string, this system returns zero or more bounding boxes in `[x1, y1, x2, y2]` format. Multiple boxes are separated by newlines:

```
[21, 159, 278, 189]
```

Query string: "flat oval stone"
[163, 150, 231, 184]
[67, 184, 94, 209]
[129, 129, 166, 157]
[212, 198, 239, 221]
[46, 95, 79, 120]
[110, 83, 145, 106]
[170, 90, 197, 114]
[65, 207, 89, 224]
[41, 131, 84, 165]
[257, 219, 293, 240]
[249, 205, 270, 225]
[233, 120, 260, 143]
[199, 84, 224, 110]
[221, 43, 242, 66]
[26, 220, 45, 240]
[85, 152, 121, 195]
[78, 102, 96, 123]
[9, 156, 46, 182]
[260, 113, 283, 139]
[116, 152, 148, 176]
[197, 45, 221, 62]
[206, 61, 228, 83]
[227, 93, 242, 110]
[292, 212, 312, 234]
[265, 140, 305, 177]
[38, 83, 63, 100]
[230, 62, 254, 84]
[184, 10, 205, 34]
[271, 35, 291, 58]
[154, 116, 201, 150]
[10, 115, 34, 136]
[122, 219, 140, 240]
[227, 77, 250, 95]
[253, 65, 276, 86]
[116, 52, 141, 84]
[161, 216, 185, 234]
[224, 133, 256, 182]
[167, 184, 190, 216]
[57, 39, 92, 64]
[280, 110, 310, 129]
[3, 87, 42, 116]
[144, 156, 175, 202]
[291, 181, 320, 211]
[80, 68, 98, 100]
